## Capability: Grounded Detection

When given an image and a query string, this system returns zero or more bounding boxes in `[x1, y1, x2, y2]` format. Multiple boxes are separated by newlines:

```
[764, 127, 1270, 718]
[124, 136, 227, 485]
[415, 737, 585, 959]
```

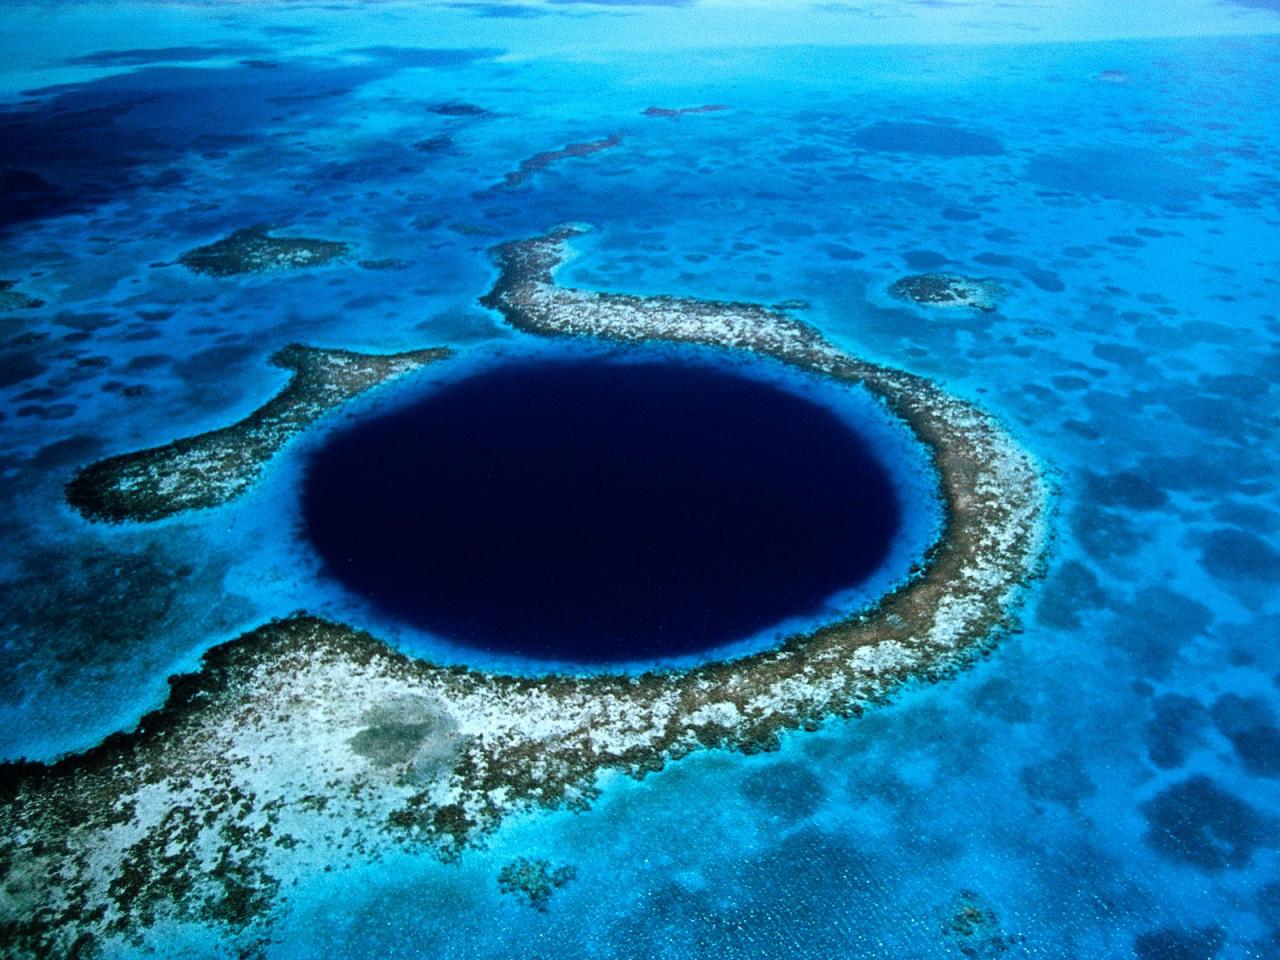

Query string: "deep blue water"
[302, 350, 906, 663]
[2, 1, 1279, 958]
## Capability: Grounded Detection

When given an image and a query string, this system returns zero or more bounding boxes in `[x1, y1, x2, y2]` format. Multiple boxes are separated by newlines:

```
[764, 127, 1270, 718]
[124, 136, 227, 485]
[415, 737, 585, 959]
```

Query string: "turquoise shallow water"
[1, 1, 1279, 957]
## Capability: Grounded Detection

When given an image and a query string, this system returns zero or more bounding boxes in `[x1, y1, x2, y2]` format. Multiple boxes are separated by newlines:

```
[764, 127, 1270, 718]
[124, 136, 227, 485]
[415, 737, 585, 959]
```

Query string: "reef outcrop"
[178, 225, 350, 276]
[6, 227, 1048, 956]
[66, 344, 451, 522]
[498, 857, 577, 911]
[888, 273, 1004, 312]
[486, 135, 623, 192]
[642, 104, 728, 118]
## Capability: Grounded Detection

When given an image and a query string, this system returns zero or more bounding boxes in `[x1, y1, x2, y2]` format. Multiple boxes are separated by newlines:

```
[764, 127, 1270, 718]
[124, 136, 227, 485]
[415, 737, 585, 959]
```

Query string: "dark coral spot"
[1026, 147, 1204, 205]
[1084, 470, 1168, 511]
[1197, 528, 1280, 582]
[853, 121, 1003, 157]
[969, 677, 1032, 724]
[1050, 375, 1090, 392]
[425, 101, 490, 116]
[1141, 775, 1273, 872]
[1134, 925, 1225, 960]
[1035, 559, 1106, 630]
[1070, 503, 1146, 560]
[902, 250, 950, 270]
[974, 252, 1064, 293]
[1109, 587, 1213, 679]
[820, 243, 865, 261]
[1258, 881, 1280, 945]
[0, 351, 47, 388]
[1092, 342, 1148, 369]
[1019, 750, 1096, 809]
[66, 46, 264, 66]
[412, 134, 454, 154]
[497, 857, 576, 911]
[941, 889, 1022, 958]
[1210, 694, 1280, 779]
[1108, 234, 1147, 248]
[1200, 373, 1271, 401]
[740, 761, 827, 820]
[124, 354, 174, 373]
[1145, 695, 1208, 770]
[347, 47, 503, 69]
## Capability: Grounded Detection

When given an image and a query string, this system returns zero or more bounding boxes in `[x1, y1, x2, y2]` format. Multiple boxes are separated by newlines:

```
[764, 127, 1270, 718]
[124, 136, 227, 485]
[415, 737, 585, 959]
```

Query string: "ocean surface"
[2, 1, 1279, 957]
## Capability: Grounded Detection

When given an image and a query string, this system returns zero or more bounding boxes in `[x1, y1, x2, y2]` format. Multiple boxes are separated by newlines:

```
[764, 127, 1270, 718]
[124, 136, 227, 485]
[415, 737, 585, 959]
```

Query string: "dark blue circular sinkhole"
[301, 351, 908, 665]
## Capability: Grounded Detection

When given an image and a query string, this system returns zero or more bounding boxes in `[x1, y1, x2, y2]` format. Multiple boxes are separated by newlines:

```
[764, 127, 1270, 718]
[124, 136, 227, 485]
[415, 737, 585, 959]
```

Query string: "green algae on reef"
[888, 273, 1004, 312]
[5, 227, 1049, 956]
[65, 344, 451, 523]
[177, 225, 350, 276]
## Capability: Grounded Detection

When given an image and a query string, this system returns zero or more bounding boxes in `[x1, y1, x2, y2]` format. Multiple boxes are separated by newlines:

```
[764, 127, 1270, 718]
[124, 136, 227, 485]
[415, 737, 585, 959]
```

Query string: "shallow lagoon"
[1, 1, 1279, 958]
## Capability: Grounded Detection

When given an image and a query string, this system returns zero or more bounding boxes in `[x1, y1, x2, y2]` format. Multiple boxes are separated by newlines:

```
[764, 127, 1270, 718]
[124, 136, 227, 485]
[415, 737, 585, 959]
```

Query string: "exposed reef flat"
[177, 225, 350, 277]
[0, 279, 44, 311]
[65, 344, 451, 523]
[3, 228, 1048, 956]
[888, 273, 1004, 312]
